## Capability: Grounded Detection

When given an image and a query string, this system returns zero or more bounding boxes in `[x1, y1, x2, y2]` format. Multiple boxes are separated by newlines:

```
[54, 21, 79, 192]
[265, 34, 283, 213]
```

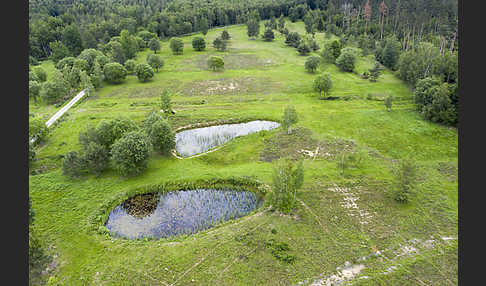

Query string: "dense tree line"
[29, 0, 457, 61]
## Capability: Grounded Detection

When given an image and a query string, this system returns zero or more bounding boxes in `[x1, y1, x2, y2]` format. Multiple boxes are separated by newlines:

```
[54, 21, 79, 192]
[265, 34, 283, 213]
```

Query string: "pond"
[175, 120, 280, 157]
[105, 189, 263, 239]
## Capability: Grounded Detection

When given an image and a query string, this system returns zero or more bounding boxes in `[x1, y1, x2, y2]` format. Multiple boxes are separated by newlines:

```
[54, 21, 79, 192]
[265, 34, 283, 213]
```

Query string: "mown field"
[29, 20, 458, 285]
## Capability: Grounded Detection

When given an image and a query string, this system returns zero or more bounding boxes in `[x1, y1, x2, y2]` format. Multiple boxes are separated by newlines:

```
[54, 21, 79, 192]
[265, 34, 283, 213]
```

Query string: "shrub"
[309, 38, 319, 51]
[213, 37, 226, 51]
[192, 37, 206, 51]
[305, 56, 320, 73]
[270, 158, 304, 213]
[95, 116, 139, 148]
[124, 59, 137, 75]
[285, 32, 301, 48]
[83, 142, 110, 175]
[369, 62, 383, 82]
[394, 158, 418, 203]
[297, 41, 311, 55]
[169, 38, 184, 55]
[221, 30, 231, 40]
[29, 117, 49, 144]
[40, 78, 69, 104]
[135, 63, 154, 82]
[146, 118, 175, 155]
[208, 56, 224, 71]
[29, 71, 39, 82]
[33, 67, 47, 82]
[111, 131, 152, 176]
[29, 56, 39, 66]
[159, 90, 173, 114]
[414, 77, 458, 125]
[29, 142, 36, 166]
[262, 28, 275, 41]
[281, 105, 298, 134]
[384, 94, 393, 111]
[62, 151, 85, 177]
[73, 58, 89, 72]
[320, 45, 336, 64]
[143, 111, 165, 130]
[103, 62, 127, 83]
[422, 84, 457, 125]
[336, 47, 356, 72]
[79, 126, 102, 150]
[329, 40, 342, 59]
[29, 80, 41, 103]
[56, 56, 76, 71]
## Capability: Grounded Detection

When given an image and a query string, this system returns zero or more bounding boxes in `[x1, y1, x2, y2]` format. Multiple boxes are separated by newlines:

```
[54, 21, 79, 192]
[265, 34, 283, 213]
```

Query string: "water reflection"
[175, 120, 280, 157]
[106, 189, 263, 239]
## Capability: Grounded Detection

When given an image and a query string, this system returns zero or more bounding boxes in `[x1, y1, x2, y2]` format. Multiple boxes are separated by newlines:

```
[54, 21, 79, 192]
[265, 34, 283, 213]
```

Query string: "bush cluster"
[63, 112, 176, 178]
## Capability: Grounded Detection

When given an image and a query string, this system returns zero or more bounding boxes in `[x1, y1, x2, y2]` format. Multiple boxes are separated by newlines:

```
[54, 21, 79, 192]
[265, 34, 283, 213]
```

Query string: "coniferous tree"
[213, 37, 227, 51]
[192, 37, 206, 51]
[247, 11, 260, 39]
[262, 28, 275, 41]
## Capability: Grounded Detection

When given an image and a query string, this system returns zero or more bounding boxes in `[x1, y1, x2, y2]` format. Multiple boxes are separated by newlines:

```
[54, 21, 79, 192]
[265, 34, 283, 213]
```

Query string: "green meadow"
[29, 21, 457, 285]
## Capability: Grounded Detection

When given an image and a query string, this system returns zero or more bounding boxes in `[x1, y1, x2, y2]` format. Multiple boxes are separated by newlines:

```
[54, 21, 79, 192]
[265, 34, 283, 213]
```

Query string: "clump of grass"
[265, 239, 296, 264]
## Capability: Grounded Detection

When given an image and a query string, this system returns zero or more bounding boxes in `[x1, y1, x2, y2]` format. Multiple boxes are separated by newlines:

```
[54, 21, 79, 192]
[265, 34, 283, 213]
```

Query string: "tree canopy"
[192, 37, 206, 51]
[103, 62, 127, 83]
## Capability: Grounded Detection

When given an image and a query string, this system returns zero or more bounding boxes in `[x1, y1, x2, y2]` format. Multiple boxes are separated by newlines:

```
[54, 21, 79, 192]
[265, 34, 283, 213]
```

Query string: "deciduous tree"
[103, 62, 127, 83]
[281, 105, 298, 134]
[208, 56, 224, 71]
[305, 56, 320, 73]
[111, 131, 152, 176]
[149, 37, 161, 53]
[313, 72, 333, 99]
[336, 47, 356, 72]
[170, 38, 184, 55]
[146, 54, 164, 72]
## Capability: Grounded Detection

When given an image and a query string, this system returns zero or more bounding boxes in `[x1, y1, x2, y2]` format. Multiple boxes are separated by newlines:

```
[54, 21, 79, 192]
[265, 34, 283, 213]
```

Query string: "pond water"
[175, 120, 280, 157]
[105, 189, 263, 239]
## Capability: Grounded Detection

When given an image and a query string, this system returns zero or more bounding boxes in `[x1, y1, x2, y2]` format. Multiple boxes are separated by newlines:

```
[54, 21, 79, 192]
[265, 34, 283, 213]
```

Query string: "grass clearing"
[29, 20, 457, 285]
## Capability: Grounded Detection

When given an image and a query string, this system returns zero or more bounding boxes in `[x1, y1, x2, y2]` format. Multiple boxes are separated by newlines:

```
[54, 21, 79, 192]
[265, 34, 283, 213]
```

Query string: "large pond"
[175, 120, 280, 157]
[105, 189, 263, 239]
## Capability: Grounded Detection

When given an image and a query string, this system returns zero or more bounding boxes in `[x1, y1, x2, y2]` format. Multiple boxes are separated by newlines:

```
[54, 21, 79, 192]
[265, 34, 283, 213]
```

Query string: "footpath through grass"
[29, 21, 457, 285]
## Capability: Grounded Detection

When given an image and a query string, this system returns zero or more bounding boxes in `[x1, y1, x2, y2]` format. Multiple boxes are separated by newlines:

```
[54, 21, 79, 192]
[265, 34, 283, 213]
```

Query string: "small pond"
[105, 189, 263, 239]
[175, 120, 280, 157]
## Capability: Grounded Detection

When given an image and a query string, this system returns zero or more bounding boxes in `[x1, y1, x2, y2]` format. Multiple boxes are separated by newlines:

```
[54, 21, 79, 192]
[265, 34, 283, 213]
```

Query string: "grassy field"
[29, 21, 457, 285]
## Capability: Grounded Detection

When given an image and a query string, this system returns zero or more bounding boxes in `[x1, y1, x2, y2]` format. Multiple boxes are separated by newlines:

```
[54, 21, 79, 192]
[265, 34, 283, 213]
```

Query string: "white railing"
[30, 88, 88, 144]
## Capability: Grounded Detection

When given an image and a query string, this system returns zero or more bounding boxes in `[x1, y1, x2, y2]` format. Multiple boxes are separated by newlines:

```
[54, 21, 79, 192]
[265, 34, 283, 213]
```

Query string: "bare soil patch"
[259, 128, 357, 162]
[182, 76, 279, 96]
[192, 54, 275, 70]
